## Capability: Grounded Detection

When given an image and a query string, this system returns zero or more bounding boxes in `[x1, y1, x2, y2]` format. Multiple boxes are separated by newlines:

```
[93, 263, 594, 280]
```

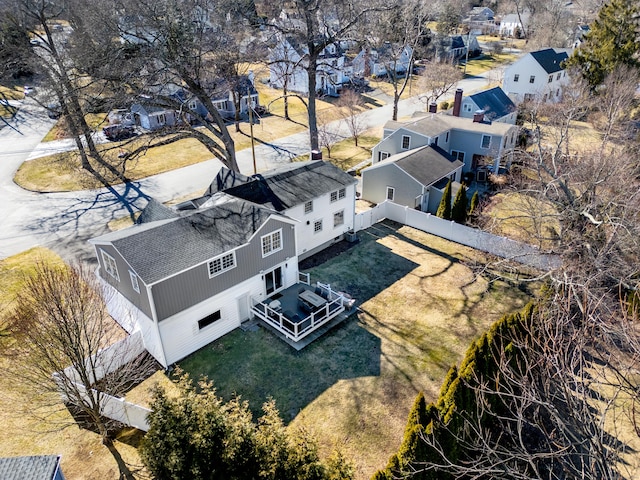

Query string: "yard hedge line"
[372, 303, 536, 480]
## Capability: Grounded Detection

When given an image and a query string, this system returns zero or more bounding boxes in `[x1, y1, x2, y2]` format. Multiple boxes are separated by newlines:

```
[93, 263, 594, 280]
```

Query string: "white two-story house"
[502, 48, 570, 104]
[90, 161, 357, 367]
[269, 36, 348, 97]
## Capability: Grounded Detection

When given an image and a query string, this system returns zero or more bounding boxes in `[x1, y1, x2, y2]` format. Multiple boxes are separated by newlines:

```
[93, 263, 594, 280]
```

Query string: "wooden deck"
[251, 282, 355, 348]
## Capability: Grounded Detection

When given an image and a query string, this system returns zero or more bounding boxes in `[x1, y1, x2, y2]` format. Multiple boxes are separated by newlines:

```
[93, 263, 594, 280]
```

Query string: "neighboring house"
[172, 76, 260, 122]
[459, 86, 517, 124]
[372, 95, 518, 175]
[499, 12, 531, 37]
[269, 35, 347, 96]
[436, 35, 480, 62]
[194, 161, 358, 260]
[502, 48, 570, 103]
[361, 145, 464, 212]
[0, 455, 66, 480]
[130, 103, 178, 131]
[89, 161, 357, 367]
[469, 6, 494, 22]
[350, 44, 413, 78]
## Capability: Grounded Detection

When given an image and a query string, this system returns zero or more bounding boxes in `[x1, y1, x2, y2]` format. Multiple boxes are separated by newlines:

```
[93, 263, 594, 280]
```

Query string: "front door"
[264, 266, 283, 295]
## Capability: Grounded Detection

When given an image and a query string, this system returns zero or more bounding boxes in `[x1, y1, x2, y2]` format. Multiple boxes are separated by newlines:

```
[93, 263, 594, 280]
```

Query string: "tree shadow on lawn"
[176, 316, 382, 423]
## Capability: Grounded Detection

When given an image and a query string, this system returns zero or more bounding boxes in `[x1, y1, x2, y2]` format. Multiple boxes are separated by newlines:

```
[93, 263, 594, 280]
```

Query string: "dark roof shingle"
[469, 87, 516, 120]
[0, 455, 61, 480]
[530, 48, 569, 74]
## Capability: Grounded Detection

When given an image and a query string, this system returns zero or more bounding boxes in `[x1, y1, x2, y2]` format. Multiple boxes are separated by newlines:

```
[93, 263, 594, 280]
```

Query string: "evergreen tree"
[140, 373, 353, 480]
[468, 191, 479, 216]
[436, 180, 452, 219]
[565, 0, 640, 87]
[451, 186, 468, 223]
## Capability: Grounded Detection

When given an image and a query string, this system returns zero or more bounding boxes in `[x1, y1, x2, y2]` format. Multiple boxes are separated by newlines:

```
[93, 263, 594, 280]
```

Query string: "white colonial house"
[502, 48, 570, 104]
[269, 35, 348, 96]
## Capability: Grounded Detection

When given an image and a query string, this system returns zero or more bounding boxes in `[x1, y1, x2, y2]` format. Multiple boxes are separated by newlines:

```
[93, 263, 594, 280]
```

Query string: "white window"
[481, 135, 491, 149]
[513, 74, 519, 82]
[188, 100, 197, 110]
[433, 136, 439, 146]
[401, 135, 411, 150]
[261, 229, 282, 257]
[101, 250, 119, 281]
[314, 219, 323, 233]
[445, 131, 449, 142]
[129, 270, 140, 293]
[304, 200, 313, 214]
[208, 251, 236, 277]
[379, 151, 390, 161]
[556, 89, 560, 97]
[451, 150, 465, 161]
[529, 75, 535, 84]
[386, 186, 395, 201]
[330, 188, 346, 203]
[556, 72, 561, 80]
[333, 210, 344, 227]
[157, 113, 166, 125]
[463, 103, 472, 112]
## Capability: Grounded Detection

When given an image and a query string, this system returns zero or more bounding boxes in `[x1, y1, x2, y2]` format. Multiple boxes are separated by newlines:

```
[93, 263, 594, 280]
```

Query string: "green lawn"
[175, 220, 535, 479]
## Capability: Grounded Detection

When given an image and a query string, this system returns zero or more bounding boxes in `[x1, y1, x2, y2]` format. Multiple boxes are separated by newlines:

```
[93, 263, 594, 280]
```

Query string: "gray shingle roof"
[92, 194, 284, 284]
[391, 145, 463, 187]
[0, 455, 61, 480]
[219, 161, 357, 212]
[530, 48, 569, 74]
[385, 113, 515, 138]
[136, 198, 179, 224]
[469, 87, 516, 120]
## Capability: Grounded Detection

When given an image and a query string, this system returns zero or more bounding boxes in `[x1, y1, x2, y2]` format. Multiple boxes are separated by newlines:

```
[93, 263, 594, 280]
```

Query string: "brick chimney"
[428, 102, 437, 113]
[473, 110, 485, 123]
[452, 88, 463, 117]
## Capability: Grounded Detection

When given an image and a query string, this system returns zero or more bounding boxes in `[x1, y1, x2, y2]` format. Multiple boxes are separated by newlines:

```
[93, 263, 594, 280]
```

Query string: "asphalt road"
[0, 70, 501, 262]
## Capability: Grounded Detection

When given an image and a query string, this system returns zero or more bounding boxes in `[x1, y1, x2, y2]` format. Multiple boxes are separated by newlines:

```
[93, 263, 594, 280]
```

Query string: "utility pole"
[248, 89, 257, 174]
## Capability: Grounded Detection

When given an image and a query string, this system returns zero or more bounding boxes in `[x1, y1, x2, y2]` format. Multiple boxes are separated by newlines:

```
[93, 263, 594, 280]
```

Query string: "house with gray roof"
[502, 48, 570, 104]
[0, 455, 65, 480]
[372, 109, 518, 176]
[269, 35, 348, 96]
[361, 145, 464, 212]
[459, 86, 517, 124]
[130, 103, 178, 131]
[89, 161, 357, 367]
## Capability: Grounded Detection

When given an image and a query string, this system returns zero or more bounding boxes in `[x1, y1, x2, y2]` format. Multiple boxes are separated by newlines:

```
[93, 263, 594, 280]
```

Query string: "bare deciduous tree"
[417, 61, 462, 109]
[337, 88, 365, 146]
[2, 261, 156, 478]
[317, 112, 342, 158]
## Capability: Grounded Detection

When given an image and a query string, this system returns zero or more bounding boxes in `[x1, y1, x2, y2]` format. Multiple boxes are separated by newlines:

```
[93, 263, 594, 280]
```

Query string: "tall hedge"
[373, 304, 536, 480]
[436, 180, 452, 220]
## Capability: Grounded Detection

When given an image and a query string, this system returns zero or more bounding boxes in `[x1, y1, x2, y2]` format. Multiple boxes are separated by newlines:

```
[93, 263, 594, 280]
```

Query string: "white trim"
[333, 209, 345, 228]
[207, 251, 237, 278]
[304, 200, 313, 214]
[101, 249, 120, 281]
[261, 228, 283, 257]
[401, 134, 411, 150]
[481, 135, 491, 149]
[129, 270, 140, 293]
[314, 218, 323, 233]
[386, 186, 395, 201]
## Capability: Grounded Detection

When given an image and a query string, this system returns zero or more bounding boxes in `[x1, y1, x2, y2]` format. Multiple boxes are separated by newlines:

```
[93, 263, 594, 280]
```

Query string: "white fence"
[355, 201, 560, 270]
[56, 331, 151, 432]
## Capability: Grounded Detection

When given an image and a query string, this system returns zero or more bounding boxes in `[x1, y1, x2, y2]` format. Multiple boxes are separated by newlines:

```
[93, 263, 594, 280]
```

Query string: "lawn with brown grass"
[0, 247, 144, 479]
[17, 84, 341, 192]
[463, 52, 519, 77]
[172, 220, 535, 479]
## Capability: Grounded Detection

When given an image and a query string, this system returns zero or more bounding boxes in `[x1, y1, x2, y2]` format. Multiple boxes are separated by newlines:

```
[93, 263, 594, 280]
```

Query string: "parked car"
[103, 124, 136, 141]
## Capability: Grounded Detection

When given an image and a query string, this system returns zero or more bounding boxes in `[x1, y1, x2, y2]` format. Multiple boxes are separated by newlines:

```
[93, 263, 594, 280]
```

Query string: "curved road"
[0, 71, 501, 261]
